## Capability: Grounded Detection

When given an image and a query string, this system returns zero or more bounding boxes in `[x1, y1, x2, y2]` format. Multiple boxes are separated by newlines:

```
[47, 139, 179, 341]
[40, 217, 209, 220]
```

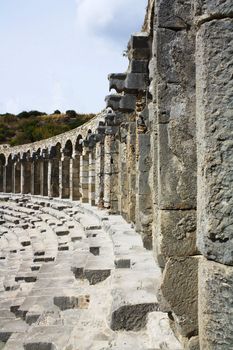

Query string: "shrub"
[17, 110, 46, 118]
[66, 110, 77, 118]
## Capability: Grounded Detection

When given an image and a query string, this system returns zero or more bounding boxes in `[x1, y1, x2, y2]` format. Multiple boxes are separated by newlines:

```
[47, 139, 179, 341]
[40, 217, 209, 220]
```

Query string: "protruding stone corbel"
[127, 33, 151, 60]
[105, 94, 136, 113]
[108, 73, 127, 93]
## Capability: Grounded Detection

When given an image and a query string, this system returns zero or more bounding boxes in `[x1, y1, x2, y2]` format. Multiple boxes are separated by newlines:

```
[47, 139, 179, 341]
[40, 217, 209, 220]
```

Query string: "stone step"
[0, 319, 28, 343]
[146, 311, 182, 350]
[23, 325, 73, 350]
[0, 195, 175, 349]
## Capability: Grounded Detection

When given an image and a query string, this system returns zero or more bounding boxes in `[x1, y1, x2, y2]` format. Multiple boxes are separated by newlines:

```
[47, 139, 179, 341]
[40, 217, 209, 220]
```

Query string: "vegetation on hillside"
[0, 110, 95, 146]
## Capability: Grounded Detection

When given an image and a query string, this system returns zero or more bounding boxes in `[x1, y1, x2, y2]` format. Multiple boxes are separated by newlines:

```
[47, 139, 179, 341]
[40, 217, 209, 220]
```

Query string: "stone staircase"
[0, 194, 181, 350]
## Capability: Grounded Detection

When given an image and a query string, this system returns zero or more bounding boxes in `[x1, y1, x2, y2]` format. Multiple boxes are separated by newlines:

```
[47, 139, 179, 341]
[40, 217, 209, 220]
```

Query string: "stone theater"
[0, 0, 232, 349]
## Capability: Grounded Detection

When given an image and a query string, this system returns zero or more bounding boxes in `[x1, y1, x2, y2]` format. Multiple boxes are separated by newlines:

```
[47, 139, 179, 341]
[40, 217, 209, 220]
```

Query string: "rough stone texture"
[158, 122, 196, 210]
[199, 258, 233, 349]
[160, 257, 199, 338]
[157, 210, 197, 267]
[147, 312, 182, 349]
[111, 303, 157, 331]
[155, 28, 195, 124]
[196, 18, 233, 265]
[156, 0, 193, 29]
[136, 133, 153, 249]
[194, 0, 233, 19]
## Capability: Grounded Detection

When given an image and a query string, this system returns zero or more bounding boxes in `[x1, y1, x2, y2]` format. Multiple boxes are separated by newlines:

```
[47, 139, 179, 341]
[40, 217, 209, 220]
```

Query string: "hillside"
[0, 110, 95, 146]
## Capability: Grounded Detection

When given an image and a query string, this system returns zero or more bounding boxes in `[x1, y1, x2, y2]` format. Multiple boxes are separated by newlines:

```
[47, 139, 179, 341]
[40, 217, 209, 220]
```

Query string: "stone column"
[118, 134, 128, 220]
[0, 162, 4, 192]
[48, 159, 59, 197]
[136, 132, 152, 249]
[103, 134, 119, 212]
[21, 160, 31, 194]
[195, 4, 233, 348]
[31, 159, 41, 195]
[126, 122, 136, 222]
[59, 154, 70, 199]
[40, 158, 48, 196]
[4, 161, 13, 193]
[88, 149, 96, 206]
[70, 154, 81, 201]
[95, 141, 105, 208]
[80, 152, 89, 203]
[13, 160, 21, 193]
[152, 1, 198, 345]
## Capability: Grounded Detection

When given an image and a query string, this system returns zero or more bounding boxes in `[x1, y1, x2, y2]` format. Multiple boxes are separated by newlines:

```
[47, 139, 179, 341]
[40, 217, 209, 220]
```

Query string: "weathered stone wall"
[0, 1, 232, 349]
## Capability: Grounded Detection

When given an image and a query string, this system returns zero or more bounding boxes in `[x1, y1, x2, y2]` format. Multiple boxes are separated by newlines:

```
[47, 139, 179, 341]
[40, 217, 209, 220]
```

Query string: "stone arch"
[63, 139, 73, 158]
[75, 135, 83, 155]
[49, 142, 61, 159]
[0, 154, 6, 166]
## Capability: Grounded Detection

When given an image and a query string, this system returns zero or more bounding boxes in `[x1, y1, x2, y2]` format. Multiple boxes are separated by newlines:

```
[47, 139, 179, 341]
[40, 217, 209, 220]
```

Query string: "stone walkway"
[0, 195, 181, 350]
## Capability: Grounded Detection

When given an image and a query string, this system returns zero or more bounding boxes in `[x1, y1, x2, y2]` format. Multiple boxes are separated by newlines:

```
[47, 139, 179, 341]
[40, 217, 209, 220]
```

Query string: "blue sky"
[0, 0, 147, 114]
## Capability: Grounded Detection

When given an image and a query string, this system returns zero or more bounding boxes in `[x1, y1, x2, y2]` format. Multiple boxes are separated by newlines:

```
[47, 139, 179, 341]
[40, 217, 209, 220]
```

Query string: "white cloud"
[75, 0, 124, 35]
[0, 0, 147, 114]
[75, 0, 147, 42]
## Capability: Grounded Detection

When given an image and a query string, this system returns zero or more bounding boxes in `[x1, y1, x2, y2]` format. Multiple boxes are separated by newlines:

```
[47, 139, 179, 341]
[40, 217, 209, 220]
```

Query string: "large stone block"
[105, 94, 121, 110]
[156, 0, 193, 29]
[160, 257, 199, 338]
[196, 19, 233, 265]
[199, 258, 233, 349]
[158, 123, 196, 210]
[129, 59, 148, 74]
[194, 0, 233, 19]
[155, 28, 195, 124]
[124, 73, 148, 92]
[128, 33, 151, 60]
[138, 134, 152, 172]
[119, 95, 136, 112]
[157, 210, 197, 267]
[108, 73, 127, 93]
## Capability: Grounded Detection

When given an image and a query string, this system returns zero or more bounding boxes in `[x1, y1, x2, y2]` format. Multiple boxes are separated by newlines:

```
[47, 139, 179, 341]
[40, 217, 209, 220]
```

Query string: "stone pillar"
[118, 135, 128, 220]
[31, 160, 41, 195]
[195, 5, 233, 348]
[4, 161, 13, 193]
[40, 159, 48, 196]
[13, 161, 21, 193]
[70, 154, 81, 201]
[59, 154, 70, 199]
[126, 122, 136, 222]
[152, 1, 198, 346]
[48, 159, 59, 197]
[148, 91, 159, 250]
[103, 135, 119, 213]
[95, 141, 105, 208]
[21, 160, 31, 194]
[88, 149, 96, 206]
[136, 132, 152, 249]
[80, 152, 89, 203]
[0, 162, 4, 192]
